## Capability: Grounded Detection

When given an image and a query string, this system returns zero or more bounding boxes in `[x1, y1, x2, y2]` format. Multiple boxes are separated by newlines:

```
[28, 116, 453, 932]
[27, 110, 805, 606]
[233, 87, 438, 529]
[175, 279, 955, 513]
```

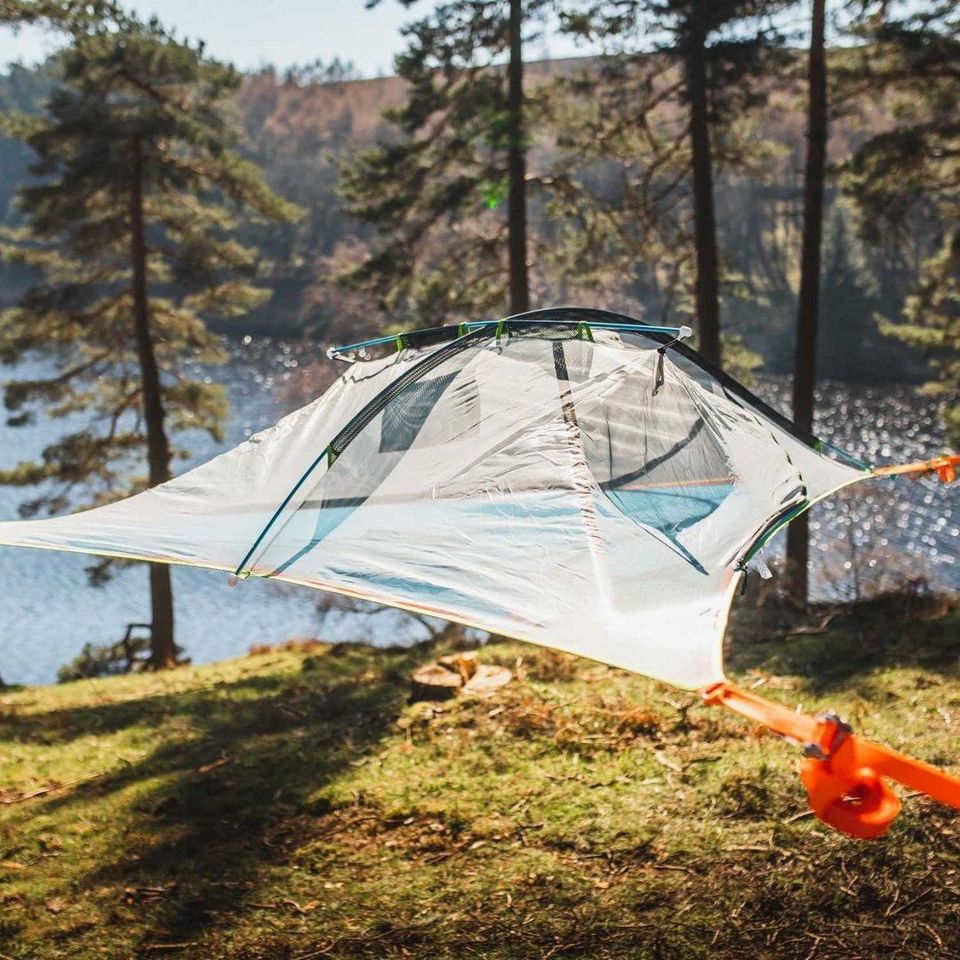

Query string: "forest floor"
[1, 590, 959, 959]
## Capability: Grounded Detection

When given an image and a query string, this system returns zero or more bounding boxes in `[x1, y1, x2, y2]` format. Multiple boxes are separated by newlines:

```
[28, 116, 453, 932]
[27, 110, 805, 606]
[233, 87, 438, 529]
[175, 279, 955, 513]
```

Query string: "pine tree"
[0, 13, 300, 667]
[336, 0, 552, 325]
[558, 0, 787, 367]
[839, 1, 960, 444]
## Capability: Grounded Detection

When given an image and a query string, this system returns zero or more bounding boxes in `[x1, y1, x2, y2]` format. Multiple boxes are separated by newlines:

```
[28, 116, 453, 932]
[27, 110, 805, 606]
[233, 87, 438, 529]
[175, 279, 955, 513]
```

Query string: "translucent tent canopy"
[0, 308, 866, 689]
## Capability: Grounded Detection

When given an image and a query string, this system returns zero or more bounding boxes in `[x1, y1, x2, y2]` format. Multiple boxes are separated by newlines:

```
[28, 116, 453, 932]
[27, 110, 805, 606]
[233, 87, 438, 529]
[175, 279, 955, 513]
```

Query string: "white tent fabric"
[0, 317, 866, 689]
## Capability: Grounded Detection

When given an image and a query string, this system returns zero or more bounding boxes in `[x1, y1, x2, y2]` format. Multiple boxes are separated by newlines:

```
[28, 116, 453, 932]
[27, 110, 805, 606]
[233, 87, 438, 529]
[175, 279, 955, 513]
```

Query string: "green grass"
[1, 596, 959, 959]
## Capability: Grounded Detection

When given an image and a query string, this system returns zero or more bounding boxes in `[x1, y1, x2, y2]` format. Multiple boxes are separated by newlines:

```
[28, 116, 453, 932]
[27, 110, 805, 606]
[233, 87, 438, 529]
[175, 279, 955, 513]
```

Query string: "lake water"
[0, 340, 957, 684]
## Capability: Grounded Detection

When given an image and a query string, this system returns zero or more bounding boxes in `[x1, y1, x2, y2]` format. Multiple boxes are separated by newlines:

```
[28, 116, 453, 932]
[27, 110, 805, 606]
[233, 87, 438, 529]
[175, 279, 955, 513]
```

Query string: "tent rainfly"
[1, 307, 958, 838]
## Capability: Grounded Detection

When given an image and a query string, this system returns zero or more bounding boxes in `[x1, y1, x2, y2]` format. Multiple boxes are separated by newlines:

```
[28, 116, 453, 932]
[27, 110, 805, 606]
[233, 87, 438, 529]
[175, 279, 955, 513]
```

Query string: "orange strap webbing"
[873, 453, 960, 484]
[701, 682, 960, 839]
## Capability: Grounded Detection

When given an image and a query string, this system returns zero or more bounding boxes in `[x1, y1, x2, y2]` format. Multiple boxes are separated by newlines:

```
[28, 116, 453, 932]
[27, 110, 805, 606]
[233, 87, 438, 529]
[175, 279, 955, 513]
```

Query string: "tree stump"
[411, 651, 511, 701]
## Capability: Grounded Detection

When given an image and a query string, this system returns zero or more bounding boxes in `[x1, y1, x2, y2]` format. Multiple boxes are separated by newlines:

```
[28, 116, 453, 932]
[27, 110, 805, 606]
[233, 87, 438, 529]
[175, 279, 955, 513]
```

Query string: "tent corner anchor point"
[701, 681, 960, 838]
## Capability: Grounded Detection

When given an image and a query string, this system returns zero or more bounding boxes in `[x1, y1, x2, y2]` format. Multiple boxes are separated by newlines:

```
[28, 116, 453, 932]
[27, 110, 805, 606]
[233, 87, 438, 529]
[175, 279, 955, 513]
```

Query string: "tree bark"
[684, 19, 721, 367]
[787, 0, 828, 608]
[130, 136, 177, 668]
[506, 0, 530, 315]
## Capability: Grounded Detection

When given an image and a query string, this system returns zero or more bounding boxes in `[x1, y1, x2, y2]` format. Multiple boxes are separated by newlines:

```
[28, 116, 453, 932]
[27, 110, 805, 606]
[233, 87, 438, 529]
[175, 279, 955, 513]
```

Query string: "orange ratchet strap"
[701, 681, 960, 839]
[873, 453, 960, 484]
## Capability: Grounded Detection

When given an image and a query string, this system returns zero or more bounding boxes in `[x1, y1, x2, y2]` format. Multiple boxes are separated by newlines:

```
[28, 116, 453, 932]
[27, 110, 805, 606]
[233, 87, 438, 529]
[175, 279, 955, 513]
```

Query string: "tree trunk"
[786, 0, 828, 608]
[684, 22, 721, 367]
[130, 136, 177, 668]
[506, 0, 530, 315]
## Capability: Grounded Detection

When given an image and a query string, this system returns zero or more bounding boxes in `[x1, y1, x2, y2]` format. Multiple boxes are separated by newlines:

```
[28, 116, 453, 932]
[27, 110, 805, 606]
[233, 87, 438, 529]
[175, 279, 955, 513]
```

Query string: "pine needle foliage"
[336, 0, 552, 326]
[553, 0, 788, 367]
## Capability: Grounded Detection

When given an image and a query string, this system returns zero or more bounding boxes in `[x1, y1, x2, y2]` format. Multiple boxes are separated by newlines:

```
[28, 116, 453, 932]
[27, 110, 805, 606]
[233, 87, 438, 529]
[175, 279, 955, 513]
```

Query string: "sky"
[0, 0, 592, 77]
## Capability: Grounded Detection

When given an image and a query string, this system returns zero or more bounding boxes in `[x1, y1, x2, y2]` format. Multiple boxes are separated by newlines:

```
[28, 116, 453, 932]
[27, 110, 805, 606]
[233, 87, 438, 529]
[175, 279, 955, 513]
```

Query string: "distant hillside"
[230, 55, 921, 380]
[0, 55, 929, 381]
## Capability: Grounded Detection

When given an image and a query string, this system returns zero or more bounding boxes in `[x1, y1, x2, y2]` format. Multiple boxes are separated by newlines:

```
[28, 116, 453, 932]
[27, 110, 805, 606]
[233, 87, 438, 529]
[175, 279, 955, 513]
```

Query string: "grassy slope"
[1, 599, 959, 959]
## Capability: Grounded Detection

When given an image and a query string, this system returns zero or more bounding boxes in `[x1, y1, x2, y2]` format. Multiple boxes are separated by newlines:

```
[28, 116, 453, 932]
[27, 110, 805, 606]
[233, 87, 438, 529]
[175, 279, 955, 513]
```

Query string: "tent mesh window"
[265, 324, 745, 578]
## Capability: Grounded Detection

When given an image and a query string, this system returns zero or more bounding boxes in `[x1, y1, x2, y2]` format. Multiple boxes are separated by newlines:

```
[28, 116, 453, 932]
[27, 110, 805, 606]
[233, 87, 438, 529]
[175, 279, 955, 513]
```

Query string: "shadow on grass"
[0, 643, 431, 954]
[209, 798, 960, 960]
[0, 671, 288, 745]
[728, 591, 960, 693]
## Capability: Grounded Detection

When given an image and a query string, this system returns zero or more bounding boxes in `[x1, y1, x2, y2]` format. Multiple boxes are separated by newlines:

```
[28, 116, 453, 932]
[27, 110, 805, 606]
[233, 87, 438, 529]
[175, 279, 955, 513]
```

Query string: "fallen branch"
[196, 755, 231, 774]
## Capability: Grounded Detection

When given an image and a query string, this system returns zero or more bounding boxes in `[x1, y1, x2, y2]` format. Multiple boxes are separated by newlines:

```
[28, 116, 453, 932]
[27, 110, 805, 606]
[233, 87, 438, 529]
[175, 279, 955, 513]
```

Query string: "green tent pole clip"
[457, 322, 468, 337]
[495, 319, 508, 342]
[326, 445, 338, 468]
[395, 334, 407, 352]
[576, 321, 595, 342]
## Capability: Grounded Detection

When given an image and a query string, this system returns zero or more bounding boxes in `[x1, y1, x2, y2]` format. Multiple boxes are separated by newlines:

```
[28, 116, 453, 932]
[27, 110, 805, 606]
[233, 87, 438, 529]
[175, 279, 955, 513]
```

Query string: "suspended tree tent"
[0, 307, 958, 837]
